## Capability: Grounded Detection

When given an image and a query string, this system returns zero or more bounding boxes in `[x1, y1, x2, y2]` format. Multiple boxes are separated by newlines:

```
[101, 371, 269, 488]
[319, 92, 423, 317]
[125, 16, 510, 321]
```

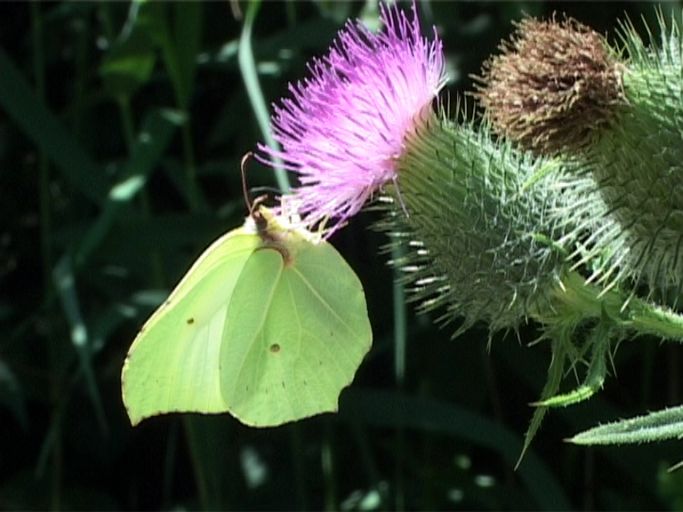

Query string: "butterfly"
[121, 203, 372, 427]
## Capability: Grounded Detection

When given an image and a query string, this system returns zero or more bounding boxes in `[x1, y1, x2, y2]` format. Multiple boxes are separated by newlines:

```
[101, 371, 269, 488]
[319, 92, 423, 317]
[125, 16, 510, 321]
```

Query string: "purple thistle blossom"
[257, 2, 447, 234]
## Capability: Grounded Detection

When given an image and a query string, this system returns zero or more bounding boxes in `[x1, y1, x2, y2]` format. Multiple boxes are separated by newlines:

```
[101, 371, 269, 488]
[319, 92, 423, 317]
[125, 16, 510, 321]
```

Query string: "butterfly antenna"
[241, 152, 270, 234]
[241, 152, 256, 215]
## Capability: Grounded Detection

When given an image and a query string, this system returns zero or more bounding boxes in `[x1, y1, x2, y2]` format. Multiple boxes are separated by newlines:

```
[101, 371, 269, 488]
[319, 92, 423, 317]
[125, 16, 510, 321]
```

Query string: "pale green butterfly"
[121, 200, 372, 427]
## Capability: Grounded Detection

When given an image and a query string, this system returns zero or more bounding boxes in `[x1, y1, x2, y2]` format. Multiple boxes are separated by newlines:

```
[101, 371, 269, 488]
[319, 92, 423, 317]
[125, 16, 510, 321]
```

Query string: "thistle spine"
[381, 110, 571, 333]
[583, 12, 683, 297]
[475, 10, 683, 300]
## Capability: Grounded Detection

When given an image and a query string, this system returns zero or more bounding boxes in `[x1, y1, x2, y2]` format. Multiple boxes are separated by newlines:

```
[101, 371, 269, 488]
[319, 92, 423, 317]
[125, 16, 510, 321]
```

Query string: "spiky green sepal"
[377, 111, 573, 334]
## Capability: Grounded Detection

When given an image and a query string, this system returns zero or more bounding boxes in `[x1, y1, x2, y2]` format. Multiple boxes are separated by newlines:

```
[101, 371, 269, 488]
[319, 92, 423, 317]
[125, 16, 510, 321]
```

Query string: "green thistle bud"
[378, 109, 572, 333]
[586, 13, 683, 296]
[476, 11, 683, 298]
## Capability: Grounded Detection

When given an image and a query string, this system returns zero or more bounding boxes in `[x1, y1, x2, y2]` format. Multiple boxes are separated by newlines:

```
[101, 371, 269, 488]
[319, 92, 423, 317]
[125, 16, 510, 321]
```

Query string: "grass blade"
[239, 0, 291, 193]
[0, 49, 107, 203]
[73, 109, 179, 266]
[340, 388, 572, 510]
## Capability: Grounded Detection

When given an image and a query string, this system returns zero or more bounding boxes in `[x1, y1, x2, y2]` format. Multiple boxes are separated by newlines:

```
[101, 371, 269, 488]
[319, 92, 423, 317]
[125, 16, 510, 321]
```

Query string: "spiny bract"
[377, 109, 580, 334]
[476, 11, 683, 301]
[549, 12, 683, 300]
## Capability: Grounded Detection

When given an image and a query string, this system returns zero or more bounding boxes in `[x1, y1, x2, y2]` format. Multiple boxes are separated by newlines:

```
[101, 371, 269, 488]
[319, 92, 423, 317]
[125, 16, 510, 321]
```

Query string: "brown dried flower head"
[473, 16, 624, 155]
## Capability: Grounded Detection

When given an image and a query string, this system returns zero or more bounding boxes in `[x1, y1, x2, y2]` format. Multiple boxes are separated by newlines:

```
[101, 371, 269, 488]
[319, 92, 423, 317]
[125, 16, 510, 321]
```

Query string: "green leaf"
[171, 1, 202, 107]
[239, 0, 291, 193]
[0, 48, 107, 203]
[73, 108, 179, 266]
[100, 29, 156, 99]
[133, 1, 202, 110]
[518, 333, 567, 467]
[339, 388, 572, 511]
[569, 404, 683, 446]
[53, 256, 108, 435]
[122, 207, 372, 427]
[534, 318, 612, 408]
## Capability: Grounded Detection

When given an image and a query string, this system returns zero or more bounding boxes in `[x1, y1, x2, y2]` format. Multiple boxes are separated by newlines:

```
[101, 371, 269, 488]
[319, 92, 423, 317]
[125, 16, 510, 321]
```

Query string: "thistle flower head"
[558, 11, 683, 298]
[258, 2, 447, 232]
[474, 16, 623, 155]
[378, 111, 574, 333]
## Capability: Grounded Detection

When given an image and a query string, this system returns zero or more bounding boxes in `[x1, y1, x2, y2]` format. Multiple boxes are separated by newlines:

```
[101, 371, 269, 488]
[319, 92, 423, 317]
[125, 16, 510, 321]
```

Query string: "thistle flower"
[258, 2, 447, 232]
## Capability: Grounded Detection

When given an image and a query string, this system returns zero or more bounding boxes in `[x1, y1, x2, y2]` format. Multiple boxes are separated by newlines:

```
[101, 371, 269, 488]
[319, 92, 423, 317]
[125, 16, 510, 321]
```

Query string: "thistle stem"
[540, 271, 683, 342]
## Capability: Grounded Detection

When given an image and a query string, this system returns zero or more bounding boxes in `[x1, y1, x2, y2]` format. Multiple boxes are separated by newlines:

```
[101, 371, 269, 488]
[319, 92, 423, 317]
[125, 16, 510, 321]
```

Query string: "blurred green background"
[2, 1, 683, 510]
